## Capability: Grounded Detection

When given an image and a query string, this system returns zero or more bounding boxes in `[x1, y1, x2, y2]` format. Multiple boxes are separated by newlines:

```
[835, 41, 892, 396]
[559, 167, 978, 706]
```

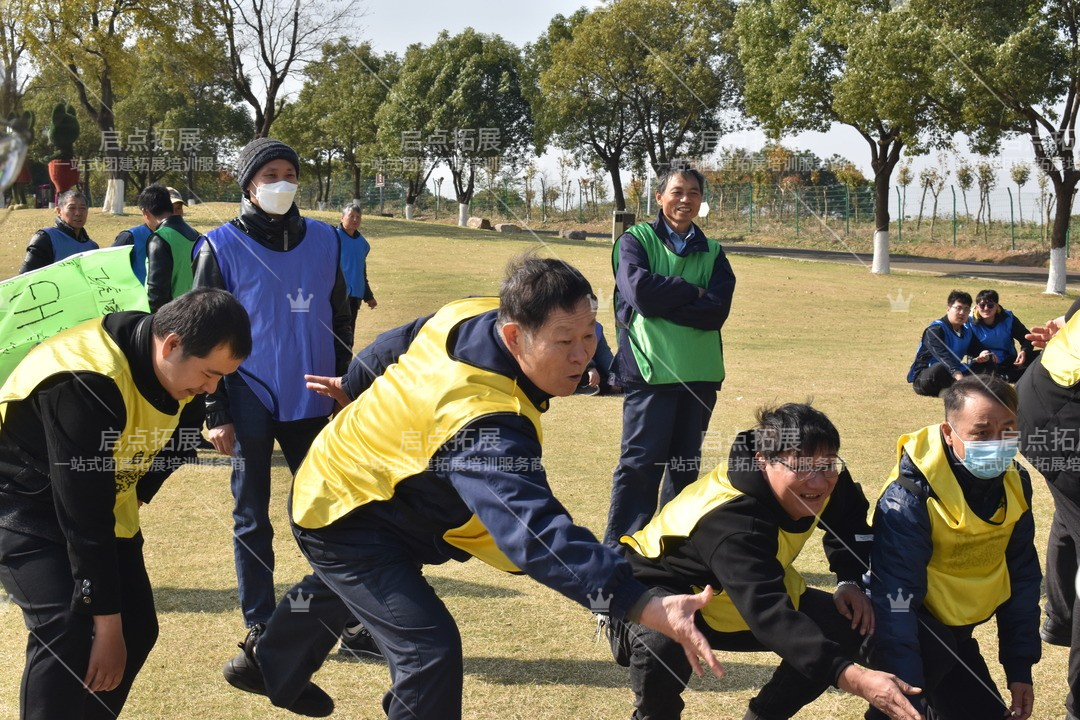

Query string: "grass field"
[0, 203, 1074, 718]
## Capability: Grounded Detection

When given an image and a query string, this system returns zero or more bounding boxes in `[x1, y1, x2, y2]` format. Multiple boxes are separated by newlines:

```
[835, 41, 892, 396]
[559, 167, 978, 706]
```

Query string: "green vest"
[613, 223, 725, 384]
[149, 225, 195, 300]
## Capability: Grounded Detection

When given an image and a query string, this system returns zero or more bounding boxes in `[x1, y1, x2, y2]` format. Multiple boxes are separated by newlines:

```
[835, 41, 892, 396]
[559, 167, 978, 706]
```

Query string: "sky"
[354, 1, 1035, 210]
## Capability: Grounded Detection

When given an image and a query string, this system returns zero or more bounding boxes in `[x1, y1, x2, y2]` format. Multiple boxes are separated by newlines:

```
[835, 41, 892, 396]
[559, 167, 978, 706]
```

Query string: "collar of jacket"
[234, 196, 305, 250]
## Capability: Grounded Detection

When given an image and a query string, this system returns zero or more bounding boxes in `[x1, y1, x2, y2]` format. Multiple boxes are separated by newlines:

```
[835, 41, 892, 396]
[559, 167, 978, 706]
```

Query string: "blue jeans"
[257, 525, 464, 720]
[604, 385, 716, 547]
[226, 375, 327, 626]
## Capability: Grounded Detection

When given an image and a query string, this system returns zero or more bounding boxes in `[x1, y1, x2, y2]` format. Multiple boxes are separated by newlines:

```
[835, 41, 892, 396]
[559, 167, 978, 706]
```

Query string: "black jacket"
[19, 219, 95, 274]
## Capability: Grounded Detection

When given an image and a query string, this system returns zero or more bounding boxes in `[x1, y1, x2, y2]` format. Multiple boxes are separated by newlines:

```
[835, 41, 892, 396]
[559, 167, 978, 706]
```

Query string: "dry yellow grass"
[0, 203, 1072, 718]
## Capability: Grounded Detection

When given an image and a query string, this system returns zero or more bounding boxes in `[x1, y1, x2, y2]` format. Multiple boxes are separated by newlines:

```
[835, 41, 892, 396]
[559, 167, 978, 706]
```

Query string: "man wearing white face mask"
[866, 375, 1041, 720]
[192, 138, 354, 650]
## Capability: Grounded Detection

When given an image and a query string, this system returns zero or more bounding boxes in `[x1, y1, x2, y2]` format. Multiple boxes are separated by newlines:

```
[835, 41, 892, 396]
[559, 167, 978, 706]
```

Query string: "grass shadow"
[427, 576, 525, 599]
[464, 657, 772, 692]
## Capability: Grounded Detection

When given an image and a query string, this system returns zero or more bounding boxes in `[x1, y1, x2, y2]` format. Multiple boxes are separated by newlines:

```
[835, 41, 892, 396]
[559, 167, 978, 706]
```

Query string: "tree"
[736, 0, 958, 273]
[975, 159, 997, 242]
[204, 0, 362, 139]
[20, 0, 164, 213]
[896, 162, 913, 220]
[380, 30, 533, 226]
[955, 160, 973, 221]
[1011, 161, 1030, 229]
[293, 39, 398, 205]
[0, 0, 31, 118]
[920, 0, 1080, 292]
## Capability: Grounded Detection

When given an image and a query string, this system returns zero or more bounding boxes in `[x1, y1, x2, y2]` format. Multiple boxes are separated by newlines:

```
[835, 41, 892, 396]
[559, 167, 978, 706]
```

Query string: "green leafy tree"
[954, 160, 973, 221]
[918, 0, 1079, 291]
[736, 0, 958, 273]
[1011, 161, 1030, 228]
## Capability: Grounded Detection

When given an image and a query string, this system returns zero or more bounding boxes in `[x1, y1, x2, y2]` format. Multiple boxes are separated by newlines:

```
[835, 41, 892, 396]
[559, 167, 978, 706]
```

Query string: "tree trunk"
[929, 193, 938, 241]
[458, 203, 469, 226]
[916, 184, 928, 229]
[1016, 185, 1023, 228]
[405, 204, 415, 220]
[1047, 177, 1080, 293]
[871, 151, 899, 274]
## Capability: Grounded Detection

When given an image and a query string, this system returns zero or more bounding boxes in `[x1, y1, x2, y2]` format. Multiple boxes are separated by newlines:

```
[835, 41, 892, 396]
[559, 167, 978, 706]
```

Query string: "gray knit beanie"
[236, 137, 300, 191]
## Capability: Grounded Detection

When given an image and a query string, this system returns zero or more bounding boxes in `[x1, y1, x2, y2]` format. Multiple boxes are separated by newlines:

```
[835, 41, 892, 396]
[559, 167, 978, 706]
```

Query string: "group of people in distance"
[0, 145, 1071, 720]
[908, 288, 1035, 397]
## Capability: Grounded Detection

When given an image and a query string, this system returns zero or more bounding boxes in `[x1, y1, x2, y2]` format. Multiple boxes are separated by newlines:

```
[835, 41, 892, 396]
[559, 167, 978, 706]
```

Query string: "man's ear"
[499, 321, 524, 359]
[941, 421, 955, 448]
[753, 452, 767, 470]
[160, 332, 183, 359]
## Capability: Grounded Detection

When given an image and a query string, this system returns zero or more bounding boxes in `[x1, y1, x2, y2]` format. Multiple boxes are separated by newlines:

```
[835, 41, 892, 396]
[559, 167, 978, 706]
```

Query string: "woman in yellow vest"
[1017, 299, 1080, 719]
[0, 289, 250, 720]
[869, 376, 1040, 720]
[610, 403, 921, 720]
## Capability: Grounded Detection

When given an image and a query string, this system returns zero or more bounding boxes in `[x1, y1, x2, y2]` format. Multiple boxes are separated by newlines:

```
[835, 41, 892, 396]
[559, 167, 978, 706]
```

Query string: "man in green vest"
[141, 184, 203, 312]
[604, 162, 736, 547]
[869, 375, 1040, 720]
[608, 403, 920, 720]
[0, 288, 251, 719]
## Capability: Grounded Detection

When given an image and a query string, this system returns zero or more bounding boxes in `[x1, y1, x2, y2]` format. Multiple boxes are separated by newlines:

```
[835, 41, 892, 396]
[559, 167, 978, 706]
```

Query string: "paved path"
[725, 244, 1080, 289]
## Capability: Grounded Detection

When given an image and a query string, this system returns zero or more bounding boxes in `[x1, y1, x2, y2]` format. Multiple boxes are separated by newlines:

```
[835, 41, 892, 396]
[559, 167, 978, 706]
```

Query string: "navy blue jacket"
[332, 308, 651, 620]
[869, 431, 1041, 705]
[613, 212, 736, 389]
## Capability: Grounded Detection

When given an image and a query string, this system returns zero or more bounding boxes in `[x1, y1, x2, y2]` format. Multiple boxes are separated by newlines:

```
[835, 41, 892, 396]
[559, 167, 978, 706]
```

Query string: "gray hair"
[57, 189, 88, 206]
[341, 202, 362, 215]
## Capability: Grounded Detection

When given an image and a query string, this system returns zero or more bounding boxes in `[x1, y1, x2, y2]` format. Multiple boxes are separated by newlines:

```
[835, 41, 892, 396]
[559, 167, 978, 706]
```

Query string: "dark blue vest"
[204, 220, 339, 421]
[124, 225, 152, 284]
[337, 226, 370, 299]
[907, 319, 972, 382]
[43, 227, 98, 263]
[968, 311, 1016, 363]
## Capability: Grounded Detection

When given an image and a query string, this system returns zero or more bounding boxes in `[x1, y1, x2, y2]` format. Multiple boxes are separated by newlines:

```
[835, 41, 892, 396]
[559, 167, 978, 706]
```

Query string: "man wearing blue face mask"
[865, 375, 1041, 720]
[192, 138, 354, 653]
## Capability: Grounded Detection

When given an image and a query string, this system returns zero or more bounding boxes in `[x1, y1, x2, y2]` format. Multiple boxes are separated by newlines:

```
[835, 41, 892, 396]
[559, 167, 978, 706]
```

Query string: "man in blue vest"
[192, 138, 354, 650]
[336, 202, 377, 331]
[112, 187, 186, 285]
[907, 290, 994, 397]
[219, 256, 725, 719]
[603, 162, 736, 547]
[868, 375, 1040, 720]
[19, 189, 98, 273]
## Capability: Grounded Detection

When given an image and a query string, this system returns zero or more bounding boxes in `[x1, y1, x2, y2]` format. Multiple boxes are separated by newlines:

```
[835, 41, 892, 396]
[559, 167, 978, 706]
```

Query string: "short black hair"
[151, 288, 252, 360]
[138, 185, 173, 217]
[943, 375, 1017, 420]
[497, 254, 595, 335]
[947, 289, 972, 307]
[975, 289, 999, 306]
[753, 402, 840, 460]
[656, 161, 705, 196]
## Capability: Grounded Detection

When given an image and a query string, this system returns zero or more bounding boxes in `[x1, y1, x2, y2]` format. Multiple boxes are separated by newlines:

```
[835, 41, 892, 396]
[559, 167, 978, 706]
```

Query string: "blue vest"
[907, 319, 972, 382]
[968, 311, 1016, 363]
[337, 227, 370, 299]
[43, 226, 98, 263]
[204, 220, 339, 421]
[124, 225, 152, 284]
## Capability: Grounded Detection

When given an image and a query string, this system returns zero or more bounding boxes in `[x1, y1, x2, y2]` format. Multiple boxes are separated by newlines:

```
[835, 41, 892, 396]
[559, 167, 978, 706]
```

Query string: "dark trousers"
[0, 530, 158, 720]
[612, 588, 863, 720]
[864, 610, 1007, 720]
[1045, 475, 1080, 715]
[604, 386, 716, 547]
[347, 297, 361, 333]
[256, 526, 463, 720]
[912, 363, 994, 397]
[226, 376, 328, 626]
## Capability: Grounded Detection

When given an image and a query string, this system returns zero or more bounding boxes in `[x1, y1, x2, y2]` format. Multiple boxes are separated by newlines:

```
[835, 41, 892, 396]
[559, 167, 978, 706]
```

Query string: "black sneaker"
[338, 623, 384, 661]
[1040, 616, 1072, 647]
[223, 624, 334, 717]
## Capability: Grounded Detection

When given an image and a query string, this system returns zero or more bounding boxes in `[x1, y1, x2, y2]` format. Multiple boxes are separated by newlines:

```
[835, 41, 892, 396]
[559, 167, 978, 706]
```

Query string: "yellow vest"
[291, 297, 544, 573]
[884, 426, 1026, 626]
[0, 318, 189, 538]
[622, 468, 820, 633]
[1041, 311, 1080, 387]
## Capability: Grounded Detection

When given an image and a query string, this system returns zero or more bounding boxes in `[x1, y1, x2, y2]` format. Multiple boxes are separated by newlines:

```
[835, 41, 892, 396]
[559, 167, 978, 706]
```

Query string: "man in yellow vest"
[1017, 299, 1080, 719]
[0, 288, 251, 720]
[221, 256, 725, 719]
[609, 403, 921, 720]
[868, 376, 1040, 720]
[604, 162, 735, 547]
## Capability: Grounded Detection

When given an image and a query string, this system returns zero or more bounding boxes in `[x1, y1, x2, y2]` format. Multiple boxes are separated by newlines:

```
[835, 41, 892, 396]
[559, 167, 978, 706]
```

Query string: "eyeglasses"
[977, 301, 996, 309]
[771, 456, 846, 479]
[949, 305, 971, 315]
